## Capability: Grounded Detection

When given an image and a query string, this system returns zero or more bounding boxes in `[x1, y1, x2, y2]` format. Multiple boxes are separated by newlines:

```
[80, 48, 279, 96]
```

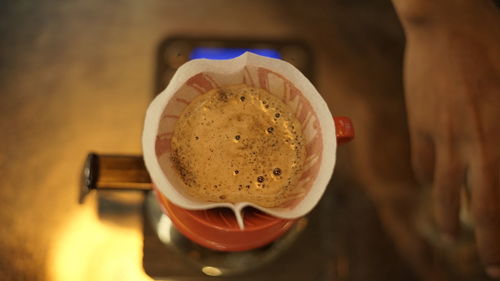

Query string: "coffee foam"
[170, 84, 306, 208]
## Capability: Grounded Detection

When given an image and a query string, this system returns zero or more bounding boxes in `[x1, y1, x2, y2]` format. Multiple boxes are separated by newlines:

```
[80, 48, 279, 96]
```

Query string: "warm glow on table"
[48, 198, 153, 281]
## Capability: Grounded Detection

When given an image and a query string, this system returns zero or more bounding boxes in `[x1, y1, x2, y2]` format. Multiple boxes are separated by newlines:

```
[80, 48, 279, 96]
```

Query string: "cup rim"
[154, 188, 297, 251]
[154, 187, 291, 232]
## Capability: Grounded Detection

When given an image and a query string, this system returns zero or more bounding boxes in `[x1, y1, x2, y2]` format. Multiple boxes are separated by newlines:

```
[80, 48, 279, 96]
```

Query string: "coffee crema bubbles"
[170, 84, 306, 207]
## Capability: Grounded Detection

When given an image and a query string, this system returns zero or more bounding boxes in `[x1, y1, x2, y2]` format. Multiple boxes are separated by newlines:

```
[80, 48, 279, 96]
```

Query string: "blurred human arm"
[391, 0, 500, 277]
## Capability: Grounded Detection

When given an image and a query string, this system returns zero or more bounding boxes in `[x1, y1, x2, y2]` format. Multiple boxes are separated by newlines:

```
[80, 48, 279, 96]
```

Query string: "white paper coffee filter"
[142, 52, 336, 229]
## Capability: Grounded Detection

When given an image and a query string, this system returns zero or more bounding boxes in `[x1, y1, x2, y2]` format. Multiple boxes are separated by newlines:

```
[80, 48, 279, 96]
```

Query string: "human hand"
[392, 0, 500, 277]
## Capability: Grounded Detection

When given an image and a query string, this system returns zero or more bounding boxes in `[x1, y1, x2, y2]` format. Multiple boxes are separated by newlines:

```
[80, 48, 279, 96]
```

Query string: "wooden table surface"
[1, 1, 481, 280]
